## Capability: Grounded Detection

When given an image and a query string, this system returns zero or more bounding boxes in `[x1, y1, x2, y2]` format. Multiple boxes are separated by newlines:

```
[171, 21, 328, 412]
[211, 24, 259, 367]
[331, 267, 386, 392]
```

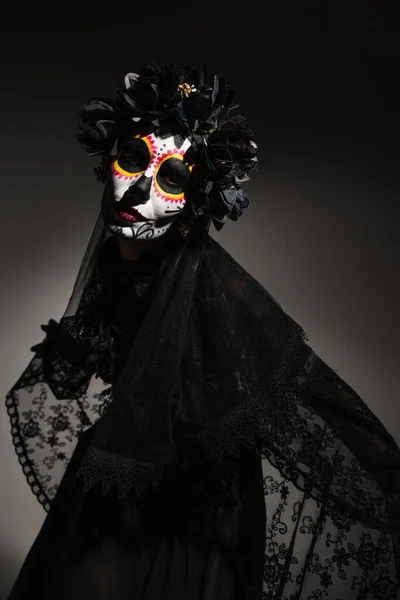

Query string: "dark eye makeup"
[117, 138, 151, 174]
[156, 158, 191, 194]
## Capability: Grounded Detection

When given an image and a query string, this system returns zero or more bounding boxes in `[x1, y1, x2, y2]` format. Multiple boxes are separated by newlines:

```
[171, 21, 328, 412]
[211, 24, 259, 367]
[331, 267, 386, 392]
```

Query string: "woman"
[6, 61, 400, 599]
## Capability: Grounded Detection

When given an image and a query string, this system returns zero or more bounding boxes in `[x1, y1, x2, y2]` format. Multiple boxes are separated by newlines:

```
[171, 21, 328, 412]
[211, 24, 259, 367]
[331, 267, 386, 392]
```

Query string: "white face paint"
[102, 132, 193, 240]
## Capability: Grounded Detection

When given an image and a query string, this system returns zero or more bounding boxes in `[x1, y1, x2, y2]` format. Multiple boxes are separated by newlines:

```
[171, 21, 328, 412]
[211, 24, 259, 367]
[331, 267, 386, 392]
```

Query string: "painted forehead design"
[141, 133, 192, 175]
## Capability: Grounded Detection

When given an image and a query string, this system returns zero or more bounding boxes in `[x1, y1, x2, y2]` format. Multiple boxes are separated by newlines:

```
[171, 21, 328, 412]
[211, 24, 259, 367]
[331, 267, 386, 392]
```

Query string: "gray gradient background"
[1, 5, 399, 598]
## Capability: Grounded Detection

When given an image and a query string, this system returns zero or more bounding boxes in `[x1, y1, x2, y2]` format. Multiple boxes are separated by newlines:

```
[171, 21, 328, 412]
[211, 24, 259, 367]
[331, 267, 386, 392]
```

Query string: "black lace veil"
[7, 205, 400, 539]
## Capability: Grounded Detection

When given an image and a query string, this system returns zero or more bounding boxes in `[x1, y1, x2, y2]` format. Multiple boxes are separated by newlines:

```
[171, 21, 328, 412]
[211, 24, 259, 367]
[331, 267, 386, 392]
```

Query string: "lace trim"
[75, 446, 164, 498]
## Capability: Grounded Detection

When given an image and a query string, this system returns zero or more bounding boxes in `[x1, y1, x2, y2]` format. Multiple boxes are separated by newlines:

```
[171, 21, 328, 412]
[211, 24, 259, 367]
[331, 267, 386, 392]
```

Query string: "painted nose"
[121, 174, 152, 207]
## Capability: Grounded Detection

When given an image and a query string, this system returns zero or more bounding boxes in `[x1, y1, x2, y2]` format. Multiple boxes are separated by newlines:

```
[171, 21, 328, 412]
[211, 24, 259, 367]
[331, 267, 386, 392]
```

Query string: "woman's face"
[102, 131, 192, 240]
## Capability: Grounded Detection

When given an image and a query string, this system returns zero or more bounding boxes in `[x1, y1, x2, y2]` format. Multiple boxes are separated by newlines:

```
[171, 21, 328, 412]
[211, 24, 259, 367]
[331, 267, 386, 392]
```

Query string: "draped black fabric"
[6, 222, 266, 599]
[7, 424, 267, 600]
[6, 212, 400, 598]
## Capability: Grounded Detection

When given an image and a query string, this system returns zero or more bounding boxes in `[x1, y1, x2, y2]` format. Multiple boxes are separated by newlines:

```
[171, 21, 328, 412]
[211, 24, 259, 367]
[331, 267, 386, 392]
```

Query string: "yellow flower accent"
[177, 83, 197, 98]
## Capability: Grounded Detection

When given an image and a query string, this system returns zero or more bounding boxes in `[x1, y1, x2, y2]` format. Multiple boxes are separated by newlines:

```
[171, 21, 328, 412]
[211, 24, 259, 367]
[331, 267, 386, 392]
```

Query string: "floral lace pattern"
[261, 453, 400, 599]
[6, 362, 110, 511]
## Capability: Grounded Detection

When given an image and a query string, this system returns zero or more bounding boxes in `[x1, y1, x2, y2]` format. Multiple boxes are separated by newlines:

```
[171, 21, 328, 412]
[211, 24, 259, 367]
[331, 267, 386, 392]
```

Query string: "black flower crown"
[77, 61, 258, 230]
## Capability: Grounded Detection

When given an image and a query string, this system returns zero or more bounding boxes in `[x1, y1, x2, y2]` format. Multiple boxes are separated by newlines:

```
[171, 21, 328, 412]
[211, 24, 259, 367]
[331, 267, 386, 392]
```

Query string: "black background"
[1, 3, 399, 598]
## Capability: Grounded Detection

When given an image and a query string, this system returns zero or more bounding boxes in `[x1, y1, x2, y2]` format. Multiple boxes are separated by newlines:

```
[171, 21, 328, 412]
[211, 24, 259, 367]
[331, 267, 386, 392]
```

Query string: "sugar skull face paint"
[102, 132, 193, 240]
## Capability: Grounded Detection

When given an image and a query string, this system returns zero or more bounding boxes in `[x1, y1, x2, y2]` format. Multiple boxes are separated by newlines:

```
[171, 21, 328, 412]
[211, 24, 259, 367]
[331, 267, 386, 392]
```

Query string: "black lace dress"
[7, 237, 266, 600]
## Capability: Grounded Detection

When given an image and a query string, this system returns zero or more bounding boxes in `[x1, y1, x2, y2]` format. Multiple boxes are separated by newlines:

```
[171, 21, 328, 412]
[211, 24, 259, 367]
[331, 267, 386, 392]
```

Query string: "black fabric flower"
[117, 62, 179, 121]
[77, 100, 118, 156]
[204, 115, 258, 182]
[187, 115, 257, 227]
[115, 62, 236, 138]
[175, 64, 236, 136]
[38, 319, 107, 373]
[191, 181, 250, 231]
